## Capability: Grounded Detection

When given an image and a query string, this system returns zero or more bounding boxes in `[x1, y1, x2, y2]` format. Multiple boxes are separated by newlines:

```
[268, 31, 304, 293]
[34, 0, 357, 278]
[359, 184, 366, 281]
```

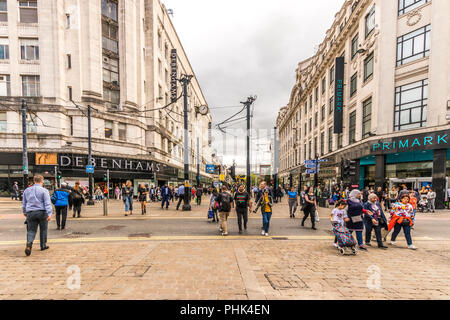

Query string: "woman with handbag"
[138, 183, 148, 215]
[363, 193, 388, 249]
[301, 187, 317, 230]
[388, 191, 417, 250]
[344, 190, 368, 251]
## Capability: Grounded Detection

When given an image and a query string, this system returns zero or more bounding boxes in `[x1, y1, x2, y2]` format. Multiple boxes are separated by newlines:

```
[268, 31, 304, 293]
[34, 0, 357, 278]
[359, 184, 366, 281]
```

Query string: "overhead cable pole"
[21, 99, 29, 192]
[241, 96, 256, 195]
[87, 104, 95, 205]
[181, 75, 193, 211]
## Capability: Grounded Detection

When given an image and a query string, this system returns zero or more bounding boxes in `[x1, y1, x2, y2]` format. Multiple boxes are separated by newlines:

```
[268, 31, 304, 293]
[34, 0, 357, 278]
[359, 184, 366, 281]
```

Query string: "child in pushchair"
[418, 197, 428, 213]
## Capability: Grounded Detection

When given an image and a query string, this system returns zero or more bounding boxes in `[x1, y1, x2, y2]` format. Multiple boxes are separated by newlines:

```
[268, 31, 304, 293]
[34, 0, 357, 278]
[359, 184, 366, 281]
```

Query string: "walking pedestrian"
[71, 182, 84, 218]
[363, 193, 388, 249]
[138, 183, 148, 215]
[95, 186, 103, 203]
[209, 188, 219, 222]
[234, 184, 251, 234]
[176, 183, 185, 210]
[22, 175, 53, 256]
[122, 180, 133, 216]
[215, 186, 233, 236]
[330, 199, 347, 247]
[301, 187, 317, 230]
[426, 188, 436, 213]
[52, 182, 73, 230]
[12, 181, 19, 200]
[253, 188, 274, 236]
[344, 189, 368, 250]
[287, 186, 298, 218]
[389, 191, 417, 250]
[196, 186, 203, 206]
[161, 183, 170, 209]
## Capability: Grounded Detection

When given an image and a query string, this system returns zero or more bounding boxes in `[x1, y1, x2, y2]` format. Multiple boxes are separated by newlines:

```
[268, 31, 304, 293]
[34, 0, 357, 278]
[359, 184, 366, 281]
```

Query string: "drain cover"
[264, 273, 308, 290]
[65, 232, 90, 238]
[102, 225, 126, 231]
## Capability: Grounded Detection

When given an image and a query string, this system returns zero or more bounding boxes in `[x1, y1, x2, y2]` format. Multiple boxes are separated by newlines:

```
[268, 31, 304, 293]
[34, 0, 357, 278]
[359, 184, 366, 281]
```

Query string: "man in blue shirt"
[161, 183, 171, 209]
[22, 175, 53, 256]
[287, 186, 299, 218]
[176, 184, 185, 210]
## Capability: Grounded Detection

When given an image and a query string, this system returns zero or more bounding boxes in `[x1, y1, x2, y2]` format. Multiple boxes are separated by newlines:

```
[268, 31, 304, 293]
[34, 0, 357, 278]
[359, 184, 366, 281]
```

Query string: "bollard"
[103, 196, 108, 216]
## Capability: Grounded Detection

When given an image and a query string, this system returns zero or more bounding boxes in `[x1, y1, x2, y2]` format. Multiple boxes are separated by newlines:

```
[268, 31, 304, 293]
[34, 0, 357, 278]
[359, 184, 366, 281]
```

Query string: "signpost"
[86, 165, 94, 174]
[206, 164, 215, 174]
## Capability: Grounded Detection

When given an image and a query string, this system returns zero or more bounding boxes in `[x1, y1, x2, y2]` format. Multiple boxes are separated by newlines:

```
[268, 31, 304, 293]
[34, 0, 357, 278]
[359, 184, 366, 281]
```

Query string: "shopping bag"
[208, 209, 214, 219]
[315, 210, 320, 222]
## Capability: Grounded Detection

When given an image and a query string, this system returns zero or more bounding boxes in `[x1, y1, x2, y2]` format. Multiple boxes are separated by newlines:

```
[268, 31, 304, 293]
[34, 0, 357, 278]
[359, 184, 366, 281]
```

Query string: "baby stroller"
[333, 223, 358, 256]
[418, 197, 428, 213]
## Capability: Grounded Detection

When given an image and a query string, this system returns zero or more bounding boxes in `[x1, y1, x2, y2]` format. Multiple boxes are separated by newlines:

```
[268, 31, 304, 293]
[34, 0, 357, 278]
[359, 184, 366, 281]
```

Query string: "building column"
[432, 149, 446, 210]
[375, 155, 385, 190]
[359, 165, 365, 190]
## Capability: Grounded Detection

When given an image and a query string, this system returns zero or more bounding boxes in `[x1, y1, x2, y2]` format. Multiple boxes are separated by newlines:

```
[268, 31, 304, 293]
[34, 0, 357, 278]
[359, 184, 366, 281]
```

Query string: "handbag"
[350, 215, 363, 223]
[315, 210, 320, 222]
[208, 209, 214, 219]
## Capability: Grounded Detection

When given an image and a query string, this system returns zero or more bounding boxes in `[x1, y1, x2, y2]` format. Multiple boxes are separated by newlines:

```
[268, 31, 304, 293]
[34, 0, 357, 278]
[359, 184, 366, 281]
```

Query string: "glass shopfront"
[385, 161, 432, 179]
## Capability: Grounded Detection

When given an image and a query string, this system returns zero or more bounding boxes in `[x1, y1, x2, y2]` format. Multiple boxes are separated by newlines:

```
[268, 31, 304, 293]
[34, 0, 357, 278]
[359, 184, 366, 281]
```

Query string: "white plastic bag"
[315, 210, 320, 222]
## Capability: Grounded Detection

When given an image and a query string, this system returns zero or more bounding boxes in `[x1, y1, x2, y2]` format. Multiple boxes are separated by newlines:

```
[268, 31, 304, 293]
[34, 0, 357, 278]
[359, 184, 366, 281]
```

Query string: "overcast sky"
[163, 0, 345, 172]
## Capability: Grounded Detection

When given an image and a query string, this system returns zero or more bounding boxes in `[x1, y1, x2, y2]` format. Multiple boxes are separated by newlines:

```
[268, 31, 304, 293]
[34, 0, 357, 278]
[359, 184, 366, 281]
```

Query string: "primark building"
[276, 0, 450, 208]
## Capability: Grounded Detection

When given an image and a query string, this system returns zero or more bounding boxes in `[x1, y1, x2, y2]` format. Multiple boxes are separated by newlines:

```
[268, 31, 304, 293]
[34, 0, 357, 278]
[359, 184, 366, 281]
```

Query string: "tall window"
[309, 95, 312, 109]
[321, 105, 325, 122]
[349, 111, 356, 144]
[365, 6, 375, 38]
[0, 74, 10, 96]
[398, 0, 429, 16]
[328, 127, 333, 153]
[101, 0, 117, 21]
[330, 65, 335, 85]
[0, 0, 7, 22]
[304, 103, 307, 115]
[22, 75, 40, 96]
[304, 143, 307, 162]
[338, 133, 343, 149]
[350, 73, 357, 97]
[105, 120, 113, 139]
[351, 34, 359, 59]
[103, 56, 119, 84]
[20, 38, 39, 60]
[0, 112, 6, 132]
[320, 132, 325, 156]
[394, 79, 428, 131]
[304, 122, 307, 137]
[329, 96, 334, 114]
[315, 87, 318, 102]
[364, 52, 374, 82]
[396, 25, 430, 66]
[314, 137, 318, 157]
[362, 97, 372, 139]
[19, 0, 38, 23]
[118, 122, 126, 141]
[102, 21, 118, 53]
[103, 87, 119, 105]
[309, 118, 312, 133]
[314, 112, 318, 127]
[321, 77, 326, 94]
[0, 41, 9, 59]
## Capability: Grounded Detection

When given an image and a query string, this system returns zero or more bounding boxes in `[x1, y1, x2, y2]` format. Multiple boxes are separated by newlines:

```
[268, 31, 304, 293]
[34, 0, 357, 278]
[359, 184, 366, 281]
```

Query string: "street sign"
[318, 159, 329, 163]
[86, 165, 94, 174]
[206, 164, 215, 174]
[305, 164, 320, 169]
[304, 160, 316, 165]
[306, 169, 317, 174]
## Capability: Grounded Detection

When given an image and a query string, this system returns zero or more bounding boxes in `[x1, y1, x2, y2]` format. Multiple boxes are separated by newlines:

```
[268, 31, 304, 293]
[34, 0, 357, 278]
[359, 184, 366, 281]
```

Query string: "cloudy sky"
[163, 0, 345, 173]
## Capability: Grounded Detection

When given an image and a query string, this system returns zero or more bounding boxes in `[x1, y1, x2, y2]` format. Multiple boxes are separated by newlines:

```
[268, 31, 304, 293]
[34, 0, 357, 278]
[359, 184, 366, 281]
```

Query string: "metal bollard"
[103, 197, 108, 216]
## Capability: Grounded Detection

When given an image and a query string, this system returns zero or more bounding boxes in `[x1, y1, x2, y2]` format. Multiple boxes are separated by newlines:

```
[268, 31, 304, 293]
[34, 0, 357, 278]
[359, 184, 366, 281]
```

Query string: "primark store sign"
[371, 130, 449, 155]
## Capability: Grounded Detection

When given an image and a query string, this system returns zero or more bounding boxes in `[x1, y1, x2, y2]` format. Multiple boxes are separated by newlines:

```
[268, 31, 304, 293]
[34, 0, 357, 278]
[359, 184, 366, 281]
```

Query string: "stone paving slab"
[0, 239, 449, 300]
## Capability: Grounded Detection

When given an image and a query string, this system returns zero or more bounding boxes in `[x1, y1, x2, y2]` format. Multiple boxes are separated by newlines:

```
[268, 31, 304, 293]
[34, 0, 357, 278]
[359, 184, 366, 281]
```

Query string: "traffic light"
[57, 171, 62, 180]
[103, 173, 107, 182]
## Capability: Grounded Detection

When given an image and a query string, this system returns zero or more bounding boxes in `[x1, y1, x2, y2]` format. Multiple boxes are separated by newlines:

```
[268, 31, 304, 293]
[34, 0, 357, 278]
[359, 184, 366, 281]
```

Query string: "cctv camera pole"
[182, 75, 192, 211]
[242, 96, 256, 194]
[87, 104, 95, 206]
[21, 99, 29, 191]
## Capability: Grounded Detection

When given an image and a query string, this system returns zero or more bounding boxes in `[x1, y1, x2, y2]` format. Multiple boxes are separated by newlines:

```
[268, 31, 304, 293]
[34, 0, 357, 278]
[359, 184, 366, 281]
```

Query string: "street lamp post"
[181, 75, 193, 211]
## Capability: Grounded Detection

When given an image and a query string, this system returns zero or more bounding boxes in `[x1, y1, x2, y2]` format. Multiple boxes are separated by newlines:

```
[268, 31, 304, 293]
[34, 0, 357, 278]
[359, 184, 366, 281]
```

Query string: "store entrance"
[389, 178, 432, 191]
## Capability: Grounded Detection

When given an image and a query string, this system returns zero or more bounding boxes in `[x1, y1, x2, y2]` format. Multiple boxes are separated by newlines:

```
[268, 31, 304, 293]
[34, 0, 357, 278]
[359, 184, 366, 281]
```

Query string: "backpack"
[219, 192, 232, 212]
[51, 192, 58, 205]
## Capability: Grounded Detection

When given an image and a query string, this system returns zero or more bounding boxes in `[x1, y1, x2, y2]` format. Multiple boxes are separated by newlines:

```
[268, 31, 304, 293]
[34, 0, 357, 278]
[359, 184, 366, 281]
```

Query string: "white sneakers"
[261, 230, 265, 236]
[333, 243, 339, 248]
[390, 241, 396, 246]
[265, 233, 269, 237]
[408, 244, 418, 250]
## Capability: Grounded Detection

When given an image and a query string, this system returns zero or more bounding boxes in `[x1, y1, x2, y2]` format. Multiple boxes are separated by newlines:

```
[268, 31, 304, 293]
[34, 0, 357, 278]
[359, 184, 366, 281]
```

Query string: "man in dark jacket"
[52, 183, 73, 230]
[196, 186, 203, 205]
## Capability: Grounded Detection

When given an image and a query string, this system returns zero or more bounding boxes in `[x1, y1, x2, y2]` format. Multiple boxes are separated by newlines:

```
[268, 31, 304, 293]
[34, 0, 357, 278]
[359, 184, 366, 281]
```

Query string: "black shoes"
[41, 246, 50, 251]
[239, 230, 243, 235]
[366, 243, 372, 247]
[312, 227, 317, 230]
[56, 226, 60, 230]
[378, 245, 388, 249]
[25, 243, 32, 256]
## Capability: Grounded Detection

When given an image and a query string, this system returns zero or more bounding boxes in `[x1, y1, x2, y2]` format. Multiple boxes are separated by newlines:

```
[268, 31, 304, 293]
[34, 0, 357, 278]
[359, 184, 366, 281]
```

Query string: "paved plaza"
[0, 198, 449, 300]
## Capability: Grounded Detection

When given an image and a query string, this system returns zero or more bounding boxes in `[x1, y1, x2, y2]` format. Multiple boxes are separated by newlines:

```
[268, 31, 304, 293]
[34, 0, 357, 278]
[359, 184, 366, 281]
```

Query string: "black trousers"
[176, 196, 184, 210]
[236, 207, 248, 231]
[364, 219, 383, 246]
[302, 206, 315, 228]
[73, 204, 82, 217]
[55, 206, 68, 228]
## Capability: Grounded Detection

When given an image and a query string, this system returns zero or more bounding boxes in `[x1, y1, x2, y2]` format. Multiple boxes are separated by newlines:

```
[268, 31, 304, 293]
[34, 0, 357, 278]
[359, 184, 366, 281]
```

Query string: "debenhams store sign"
[59, 154, 161, 172]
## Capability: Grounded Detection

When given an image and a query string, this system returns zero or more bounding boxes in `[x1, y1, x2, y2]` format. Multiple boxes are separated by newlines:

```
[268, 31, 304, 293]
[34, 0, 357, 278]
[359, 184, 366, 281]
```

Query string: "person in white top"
[330, 199, 347, 247]
[426, 188, 436, 213]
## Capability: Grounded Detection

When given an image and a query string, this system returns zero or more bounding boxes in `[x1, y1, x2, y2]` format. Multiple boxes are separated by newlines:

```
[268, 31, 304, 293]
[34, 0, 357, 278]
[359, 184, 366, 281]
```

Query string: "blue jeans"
[125, 196, 133, 212]
[391, 223, 413, 245]
[26, 210, 48, 248]
[351, 230, 364, 246]
[262, 211, 272, 233]
[161, 197, 170, 208]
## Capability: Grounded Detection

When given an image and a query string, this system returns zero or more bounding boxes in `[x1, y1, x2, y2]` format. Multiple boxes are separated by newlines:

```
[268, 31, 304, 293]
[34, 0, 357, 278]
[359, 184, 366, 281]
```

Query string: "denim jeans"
[125, 196, 133, 212]
[262, 211, 272, 233]
[288, 199, 298, 216]
[391, 223, 413, 245]
[26, 210, 48, 248]
[351, 230, 364, 246]
[161, 197, 170, 208]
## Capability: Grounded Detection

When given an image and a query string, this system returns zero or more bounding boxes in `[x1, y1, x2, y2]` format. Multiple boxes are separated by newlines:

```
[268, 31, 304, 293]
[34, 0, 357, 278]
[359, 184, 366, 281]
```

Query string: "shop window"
[118, 122, 126, 141]
[22, 75, 40, 96]
[362, 97, 372, 139]
[0, 74, 10, 96]
[398, 0, 429, 16]
[396, 25, 430, 66]
[394, 79, 428, 131]
[19, 0, 38, 23]
[0, 112, 6, 132]
[20, 38, 39, 60]
[105, 120, 113, 139]
[365, 6, 375, 39]
[0, 0, 7, 22]
[350, 73, 357, 97]
[364, 52, 374, 82]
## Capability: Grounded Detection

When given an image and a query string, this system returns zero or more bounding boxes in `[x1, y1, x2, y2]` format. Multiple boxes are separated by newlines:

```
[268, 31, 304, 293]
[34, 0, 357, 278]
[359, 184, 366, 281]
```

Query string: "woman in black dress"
[138, 183, 148, 215]
[301, 187, 317, 230]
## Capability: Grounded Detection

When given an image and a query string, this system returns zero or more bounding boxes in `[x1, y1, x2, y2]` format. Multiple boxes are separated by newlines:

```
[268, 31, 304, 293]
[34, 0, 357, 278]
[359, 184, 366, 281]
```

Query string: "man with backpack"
[51, 182, 73, 230]
[234, 184, 252, 234]
[196, 186, 203, 205]
[214, 186, 233, 236]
